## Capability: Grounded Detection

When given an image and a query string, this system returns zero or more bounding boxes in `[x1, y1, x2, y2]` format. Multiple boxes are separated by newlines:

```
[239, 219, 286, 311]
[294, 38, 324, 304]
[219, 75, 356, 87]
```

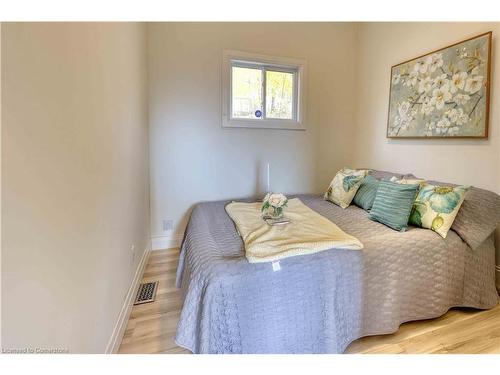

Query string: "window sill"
[222, 118, 306, 131]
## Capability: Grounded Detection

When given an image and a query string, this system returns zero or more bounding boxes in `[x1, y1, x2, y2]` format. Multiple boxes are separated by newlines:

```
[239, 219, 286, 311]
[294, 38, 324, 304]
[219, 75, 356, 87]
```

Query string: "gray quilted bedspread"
[175, 194, 498, 354]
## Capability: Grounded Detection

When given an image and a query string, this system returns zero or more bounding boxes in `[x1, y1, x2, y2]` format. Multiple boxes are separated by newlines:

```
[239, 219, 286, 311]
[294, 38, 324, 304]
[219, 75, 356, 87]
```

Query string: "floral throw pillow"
[389, 176, 427, 187]
[324, 168, 369, 209]
[409, 184, 470, 238]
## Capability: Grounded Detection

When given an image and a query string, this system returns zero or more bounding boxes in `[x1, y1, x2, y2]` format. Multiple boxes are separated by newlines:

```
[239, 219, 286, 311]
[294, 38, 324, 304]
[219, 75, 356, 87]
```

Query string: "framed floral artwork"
[387, 32, 492, 138]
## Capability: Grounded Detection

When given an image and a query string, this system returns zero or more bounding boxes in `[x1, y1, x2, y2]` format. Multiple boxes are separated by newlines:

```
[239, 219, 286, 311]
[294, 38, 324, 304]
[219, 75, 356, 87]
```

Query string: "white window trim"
[222, 50, 307, 130]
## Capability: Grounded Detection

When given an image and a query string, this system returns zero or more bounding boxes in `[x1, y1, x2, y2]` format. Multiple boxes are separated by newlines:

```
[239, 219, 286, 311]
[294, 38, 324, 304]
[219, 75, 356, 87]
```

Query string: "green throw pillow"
[369, 180, 419, 232]
[353, 175, 380, 211]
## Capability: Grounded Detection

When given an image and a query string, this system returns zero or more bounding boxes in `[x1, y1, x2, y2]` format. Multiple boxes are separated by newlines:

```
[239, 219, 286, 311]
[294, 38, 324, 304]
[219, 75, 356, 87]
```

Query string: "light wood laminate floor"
[118, 248, 500, 354]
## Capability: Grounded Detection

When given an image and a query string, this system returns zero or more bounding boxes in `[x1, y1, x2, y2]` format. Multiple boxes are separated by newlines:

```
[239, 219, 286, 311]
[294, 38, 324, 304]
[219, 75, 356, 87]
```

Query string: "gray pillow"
[451, 186, 500, 249]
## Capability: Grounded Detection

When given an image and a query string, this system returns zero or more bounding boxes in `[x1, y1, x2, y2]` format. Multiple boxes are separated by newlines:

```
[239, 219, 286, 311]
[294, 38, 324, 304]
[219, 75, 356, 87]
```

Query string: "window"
[222, 50, 307, 130]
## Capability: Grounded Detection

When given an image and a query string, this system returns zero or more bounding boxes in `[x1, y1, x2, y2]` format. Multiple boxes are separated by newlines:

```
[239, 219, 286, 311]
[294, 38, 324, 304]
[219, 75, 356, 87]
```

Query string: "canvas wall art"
[387, 32, 491, 138]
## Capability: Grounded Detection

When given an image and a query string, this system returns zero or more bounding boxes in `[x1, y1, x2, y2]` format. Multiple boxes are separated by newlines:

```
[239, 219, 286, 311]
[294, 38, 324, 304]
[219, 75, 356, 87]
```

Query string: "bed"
[175, 170, 500, 354]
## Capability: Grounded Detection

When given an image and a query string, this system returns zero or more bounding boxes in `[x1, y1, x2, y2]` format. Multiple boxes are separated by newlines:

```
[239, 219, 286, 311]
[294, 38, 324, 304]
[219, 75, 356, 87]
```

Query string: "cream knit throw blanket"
[225, 198, 363, 263]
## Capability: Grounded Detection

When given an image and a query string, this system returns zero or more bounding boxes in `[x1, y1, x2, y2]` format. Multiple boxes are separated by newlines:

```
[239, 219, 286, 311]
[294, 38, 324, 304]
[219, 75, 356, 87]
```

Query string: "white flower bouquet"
[262, 193, 288, 219]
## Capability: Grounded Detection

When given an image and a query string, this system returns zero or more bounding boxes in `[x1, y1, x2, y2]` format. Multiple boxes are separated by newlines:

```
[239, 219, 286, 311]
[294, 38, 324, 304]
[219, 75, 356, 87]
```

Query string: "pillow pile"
[324, 169, 470, 238]
[324, 168, 369, 209]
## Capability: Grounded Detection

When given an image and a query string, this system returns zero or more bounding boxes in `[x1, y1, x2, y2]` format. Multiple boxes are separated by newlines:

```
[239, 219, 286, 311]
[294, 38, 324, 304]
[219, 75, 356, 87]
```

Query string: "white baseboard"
[151, 233, 183, 251]
[105, 242, 151, 354]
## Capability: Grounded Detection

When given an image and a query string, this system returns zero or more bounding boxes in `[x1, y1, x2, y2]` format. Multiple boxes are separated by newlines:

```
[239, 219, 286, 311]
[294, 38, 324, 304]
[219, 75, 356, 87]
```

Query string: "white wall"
[1, 23, 150, 353]
[352, 22, 500, 289]
[148, 23, 358, 242]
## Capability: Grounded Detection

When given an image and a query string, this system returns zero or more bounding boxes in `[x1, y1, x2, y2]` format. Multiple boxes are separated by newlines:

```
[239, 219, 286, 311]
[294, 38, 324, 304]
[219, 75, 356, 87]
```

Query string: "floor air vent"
[134, 281, 158, 305]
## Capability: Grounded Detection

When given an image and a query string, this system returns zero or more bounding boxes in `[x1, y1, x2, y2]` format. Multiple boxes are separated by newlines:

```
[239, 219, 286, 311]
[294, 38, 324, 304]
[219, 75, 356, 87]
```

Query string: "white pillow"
[389, 176, 426, 187]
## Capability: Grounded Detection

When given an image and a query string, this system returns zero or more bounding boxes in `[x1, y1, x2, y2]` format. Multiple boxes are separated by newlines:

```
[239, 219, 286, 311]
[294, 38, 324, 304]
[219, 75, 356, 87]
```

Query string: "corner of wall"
[151, 233, 183, 251]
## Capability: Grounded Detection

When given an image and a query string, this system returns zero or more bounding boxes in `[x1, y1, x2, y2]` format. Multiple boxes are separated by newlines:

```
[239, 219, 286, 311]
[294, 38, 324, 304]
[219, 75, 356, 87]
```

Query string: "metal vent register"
[134, 281, 158, 305]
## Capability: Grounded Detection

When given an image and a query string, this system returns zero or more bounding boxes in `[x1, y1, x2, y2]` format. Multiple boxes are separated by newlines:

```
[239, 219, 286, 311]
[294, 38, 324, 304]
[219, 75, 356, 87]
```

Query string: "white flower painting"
[387, 32, 491, 138]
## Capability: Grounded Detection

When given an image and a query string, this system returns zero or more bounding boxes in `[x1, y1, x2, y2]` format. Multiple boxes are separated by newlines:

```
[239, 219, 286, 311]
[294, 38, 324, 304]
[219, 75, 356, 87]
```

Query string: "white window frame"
[222, 50, 307, 130]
